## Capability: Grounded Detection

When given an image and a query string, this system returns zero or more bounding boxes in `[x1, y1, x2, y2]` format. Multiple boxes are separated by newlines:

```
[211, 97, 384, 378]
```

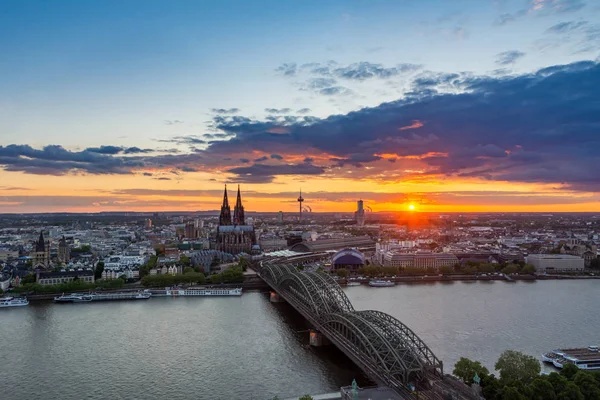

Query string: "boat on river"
[346, 282, 361, 287]
[0, 296, 29, 308]
[54, 291, 151, 303]
[542, 345, 600, 370]
[369, 280, 395, 287]
[164, 287, 242, 296]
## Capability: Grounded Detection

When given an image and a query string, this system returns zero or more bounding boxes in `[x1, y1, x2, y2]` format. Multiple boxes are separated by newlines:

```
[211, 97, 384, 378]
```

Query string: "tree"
[183, 267, 195, 275]
[453, 357, 490, 385]
[590, 257, 600, 270]
[502, 264, 520, 275]
[336, 268, 348, 278]
[520, 264, 536, 274]
[180, 255, 191, 267]
[118, 274, 127, 281]
[495, 350, 541, 384]
[548, 372, 570, 394]
[299, 396, 313, 400]
[482, 374, 502, 400]
[528, 378, 557, 400]
[95, 262, 105, 280]
[478, 263, 496, 274]
[238, 256, 250, 272]
[561, 363, 580, 380]
[439, 265, 453, 275]
[497, 386, 527, 400]
[557, 382, 584, 400]
[573, 371, 600, 399]
[22, 273, 36, 284]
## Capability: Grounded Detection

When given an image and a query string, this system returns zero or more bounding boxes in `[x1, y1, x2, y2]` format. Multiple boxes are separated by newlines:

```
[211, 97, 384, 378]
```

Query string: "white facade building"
[526, 254, 584, 272]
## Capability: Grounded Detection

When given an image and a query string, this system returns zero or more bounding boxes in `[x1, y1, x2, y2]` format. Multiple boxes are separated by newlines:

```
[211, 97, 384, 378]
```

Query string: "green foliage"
[141, 272, 205, 287]
[497, 385, 527, 400]
[452, 357, 489, 385]
[438, 265, 453, 274]
[180, 255, 191, 266]
[557, 382, 584, 400]
[590, 257, 600, 270]
[335, 268, 348, 278]
[155, 247, 165, 256]
[183, 267, 195, 275]
[561, 364, 580, 380]
[298, 396, 313, 400]
[71, 244, 91, 253]
[11, 278, 123, 294]
[238, 256, 251, 271]
[502, 264, 520, 275]
[118, 274, 127, 281]
[573, 371, 600, 399]
[94, 262, 105, 280]
[21, 273, 36, 284]
[548, 372, 570, 394]
[477, 263, 496, 274]
[211, 266, 243, 284]
[495, 350, 541, 384]
[520, 263, 536, 274]
[528, 377, 557, 400]
[139, 255, 158, 277]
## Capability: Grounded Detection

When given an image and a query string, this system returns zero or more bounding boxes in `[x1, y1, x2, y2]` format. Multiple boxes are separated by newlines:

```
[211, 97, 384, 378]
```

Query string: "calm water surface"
[1, 280, 598, 399]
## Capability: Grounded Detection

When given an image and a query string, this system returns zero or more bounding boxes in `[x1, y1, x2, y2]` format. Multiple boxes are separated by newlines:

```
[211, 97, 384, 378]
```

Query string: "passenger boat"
[369, 280, 395, 287]
[54, 293, 93, 303]
[346, 282, 361, 287]
[0, 296, 29, 308]
[164, 287, 242, 296]
[542, 346, 600, 370]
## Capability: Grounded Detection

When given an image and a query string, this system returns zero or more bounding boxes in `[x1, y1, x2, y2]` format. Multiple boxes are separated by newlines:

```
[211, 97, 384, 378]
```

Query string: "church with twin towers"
[212, 185, 257, 255]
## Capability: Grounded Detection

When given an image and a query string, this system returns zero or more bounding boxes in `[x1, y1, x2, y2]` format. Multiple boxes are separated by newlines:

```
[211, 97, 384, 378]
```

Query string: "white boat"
[54, 293, 92, 303]
[165, 287, 242, 296]
[0, 296, 29, 308]
[369, 280, 395, 287]
[543, 346, 600, 370]
[347, 282, 361, 287]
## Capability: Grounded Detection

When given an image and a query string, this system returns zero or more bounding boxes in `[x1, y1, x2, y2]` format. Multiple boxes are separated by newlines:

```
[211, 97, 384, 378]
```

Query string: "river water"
[1, 280, 598, 400]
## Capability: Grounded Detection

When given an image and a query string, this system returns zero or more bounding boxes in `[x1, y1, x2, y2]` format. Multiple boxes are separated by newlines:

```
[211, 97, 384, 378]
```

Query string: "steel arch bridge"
[258, 261, 444, 394]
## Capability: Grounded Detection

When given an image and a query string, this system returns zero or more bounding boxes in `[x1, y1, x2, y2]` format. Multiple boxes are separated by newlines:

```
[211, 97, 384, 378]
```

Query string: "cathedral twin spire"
[219, 185, 245, 226]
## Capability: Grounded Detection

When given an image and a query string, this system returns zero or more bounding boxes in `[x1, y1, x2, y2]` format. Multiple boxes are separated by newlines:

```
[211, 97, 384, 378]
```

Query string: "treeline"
[453, 350, 600, 399]
[140, 265, 244, 287]
[11, 278, 124, 294]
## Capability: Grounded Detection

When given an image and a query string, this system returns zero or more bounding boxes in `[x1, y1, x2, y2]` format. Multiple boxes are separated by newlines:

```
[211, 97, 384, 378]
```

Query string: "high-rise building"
[355, 200, 365, 226]
[33, 231, 50, 269]
[277, 211, 283, 224]
[144, 218, 153, 228]
[184, 222, 197, 239]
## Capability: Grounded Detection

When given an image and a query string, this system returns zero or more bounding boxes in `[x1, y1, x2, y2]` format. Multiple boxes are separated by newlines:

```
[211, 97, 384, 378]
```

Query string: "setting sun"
[409, 204, 415, 211]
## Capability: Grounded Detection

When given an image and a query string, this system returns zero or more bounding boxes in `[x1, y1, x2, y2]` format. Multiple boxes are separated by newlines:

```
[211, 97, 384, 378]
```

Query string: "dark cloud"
[254, 156, 269, 162]
[546, 20, 588, 33]
[495, 50, 526, 65]
[123, 147, 153, 154]
[142, 172, 153, 176]
[239, 158, 250, 163]
[319, 86, 352, 96]
[226, 163, 325, 183]
[86, 145, 123, 155]
[207, 60, 600, 190]
[270, 154, 283, 160]
[211, 108, 240, 114]
[160, 136, 207, 145]
[297, 108, 312, 114]
[307, 77, 338, 89]
[302, 61, 422, 81]
[154, 177, 171, 181]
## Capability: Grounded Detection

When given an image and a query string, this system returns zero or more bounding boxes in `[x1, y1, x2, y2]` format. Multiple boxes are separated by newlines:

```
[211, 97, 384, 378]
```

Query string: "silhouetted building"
[184, 222, 198, 239]
[332, 248, 365, 272]
[213, 185, 256, 255]
[355, 200, 365, 226]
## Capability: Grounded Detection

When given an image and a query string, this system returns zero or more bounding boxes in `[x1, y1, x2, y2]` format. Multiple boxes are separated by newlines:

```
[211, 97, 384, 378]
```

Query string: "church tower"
[219, 185, 232, 226]
[233, 185, 245, 225]
[33, 230, 50, 269]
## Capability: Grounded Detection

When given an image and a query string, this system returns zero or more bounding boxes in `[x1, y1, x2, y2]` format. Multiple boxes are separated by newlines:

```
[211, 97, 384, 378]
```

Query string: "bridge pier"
[270, 291, 286, 303]
[309, 330, 330, 347]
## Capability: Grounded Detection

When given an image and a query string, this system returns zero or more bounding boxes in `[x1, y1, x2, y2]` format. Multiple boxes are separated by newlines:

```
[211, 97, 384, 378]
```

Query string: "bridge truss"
[259, 262, 444, 393]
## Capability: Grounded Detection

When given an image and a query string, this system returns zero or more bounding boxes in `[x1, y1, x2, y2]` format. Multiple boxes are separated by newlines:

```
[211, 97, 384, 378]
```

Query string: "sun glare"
[409, 204, 415, 211]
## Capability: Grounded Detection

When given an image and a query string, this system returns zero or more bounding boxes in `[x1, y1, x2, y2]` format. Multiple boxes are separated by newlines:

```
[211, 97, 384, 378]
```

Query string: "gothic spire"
[219, 184, 232, 226]
[233, 184, 245, 225]
[36, 230, 46, 252]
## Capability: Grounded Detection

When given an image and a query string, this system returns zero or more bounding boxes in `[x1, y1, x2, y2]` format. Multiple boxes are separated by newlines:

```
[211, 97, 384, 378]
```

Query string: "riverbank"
[340, 273, 600, 285]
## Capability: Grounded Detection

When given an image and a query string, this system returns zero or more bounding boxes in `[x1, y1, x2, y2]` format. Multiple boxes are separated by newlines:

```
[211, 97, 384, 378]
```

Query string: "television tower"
[297, 189, 304, 223]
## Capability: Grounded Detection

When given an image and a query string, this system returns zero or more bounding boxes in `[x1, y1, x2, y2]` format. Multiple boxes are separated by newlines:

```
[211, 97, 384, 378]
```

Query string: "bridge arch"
[321, 310, 442, 385]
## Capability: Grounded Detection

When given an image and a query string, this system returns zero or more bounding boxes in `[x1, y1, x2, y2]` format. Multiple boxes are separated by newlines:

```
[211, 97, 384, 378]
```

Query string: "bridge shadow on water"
[262, 291, 374, 389]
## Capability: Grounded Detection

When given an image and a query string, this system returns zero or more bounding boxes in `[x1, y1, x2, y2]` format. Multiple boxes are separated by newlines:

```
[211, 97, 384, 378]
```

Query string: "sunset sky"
[1, 0, 600, 213]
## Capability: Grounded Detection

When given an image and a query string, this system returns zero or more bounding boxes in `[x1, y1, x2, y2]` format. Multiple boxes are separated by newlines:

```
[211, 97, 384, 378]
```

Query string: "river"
[1, 280, 598, 400]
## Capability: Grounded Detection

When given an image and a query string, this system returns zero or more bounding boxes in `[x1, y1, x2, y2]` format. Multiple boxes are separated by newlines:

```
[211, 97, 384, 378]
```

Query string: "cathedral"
[213, 185, 256, 255]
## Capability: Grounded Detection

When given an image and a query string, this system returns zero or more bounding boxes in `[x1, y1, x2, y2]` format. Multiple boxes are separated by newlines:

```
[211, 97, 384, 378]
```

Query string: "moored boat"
[369, 280, 395, 287]
[164, 287, 242, 296]
[542, 346, 600, 370]
[346, 282, 361, 287]
[0, 296, 29, 308]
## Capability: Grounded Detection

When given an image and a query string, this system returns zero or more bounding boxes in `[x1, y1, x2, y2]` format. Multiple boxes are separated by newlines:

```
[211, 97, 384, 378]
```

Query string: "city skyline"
[2, 0, 600, 213]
